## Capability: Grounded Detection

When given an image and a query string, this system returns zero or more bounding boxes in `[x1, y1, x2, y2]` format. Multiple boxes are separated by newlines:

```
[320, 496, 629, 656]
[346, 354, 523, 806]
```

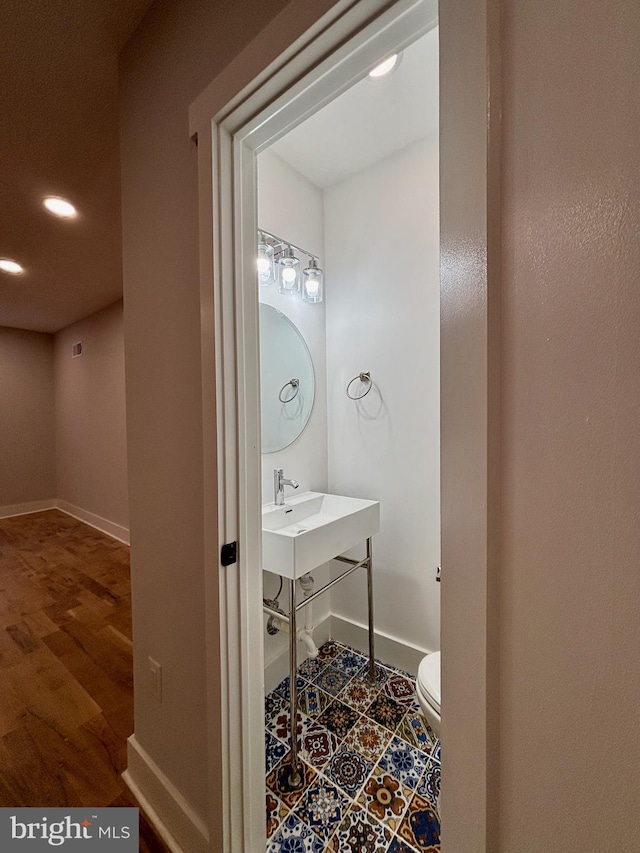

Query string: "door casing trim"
[191, 0, 500, 849]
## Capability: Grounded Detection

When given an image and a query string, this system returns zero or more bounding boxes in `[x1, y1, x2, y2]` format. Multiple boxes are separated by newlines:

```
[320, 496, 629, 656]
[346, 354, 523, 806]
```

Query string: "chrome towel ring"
[279, 378, 300, 403]
[346, 371, 372, 400]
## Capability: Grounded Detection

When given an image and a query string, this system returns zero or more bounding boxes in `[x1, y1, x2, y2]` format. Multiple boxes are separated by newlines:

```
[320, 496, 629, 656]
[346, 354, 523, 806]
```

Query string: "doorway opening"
[258, 23, 441, 850]
[193, 0, 498, 848]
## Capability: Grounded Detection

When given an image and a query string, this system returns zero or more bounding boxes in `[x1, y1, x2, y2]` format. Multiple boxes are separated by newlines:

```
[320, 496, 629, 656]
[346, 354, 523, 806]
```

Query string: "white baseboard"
[264, 615, 332, 694]
[0, 497, 130, 545]
[55, 499, 130, 545]
[123, 735, 209, 853]
[0, 499, 56, 519]
[264, 614, 431, 686]
[330, 614, 433, 676]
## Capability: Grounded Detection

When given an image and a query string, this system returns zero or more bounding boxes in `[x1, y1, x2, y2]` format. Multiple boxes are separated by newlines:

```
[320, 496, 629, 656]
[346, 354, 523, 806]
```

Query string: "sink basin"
[262, 491, 380, 579]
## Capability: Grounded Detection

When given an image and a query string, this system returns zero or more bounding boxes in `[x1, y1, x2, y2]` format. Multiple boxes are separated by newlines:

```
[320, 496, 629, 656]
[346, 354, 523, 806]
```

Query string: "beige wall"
[0, 328, 55, 508]
[498, 0, 640, 849]
[54, 300, 128, 530]
[0, 306, 127, 528]
[119, 0, 301, 826]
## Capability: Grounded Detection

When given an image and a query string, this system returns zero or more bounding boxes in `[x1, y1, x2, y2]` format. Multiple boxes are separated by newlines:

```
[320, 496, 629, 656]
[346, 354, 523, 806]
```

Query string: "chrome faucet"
[274, 468, 299, 506]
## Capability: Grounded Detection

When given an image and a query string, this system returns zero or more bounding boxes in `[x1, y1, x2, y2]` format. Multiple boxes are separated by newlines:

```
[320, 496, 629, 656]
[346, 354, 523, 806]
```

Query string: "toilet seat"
[417, 651, 441, 712]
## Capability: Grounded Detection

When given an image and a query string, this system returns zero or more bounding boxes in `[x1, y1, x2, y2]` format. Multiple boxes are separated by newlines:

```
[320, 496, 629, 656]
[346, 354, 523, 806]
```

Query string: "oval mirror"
[259, 304, 315, 453]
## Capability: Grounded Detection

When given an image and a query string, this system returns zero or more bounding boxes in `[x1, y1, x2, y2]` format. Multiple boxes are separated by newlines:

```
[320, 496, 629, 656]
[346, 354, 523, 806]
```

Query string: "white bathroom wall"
[257, 150, 327, 505]
[257, 150, 330, 676]
[324, 134, 441, 662]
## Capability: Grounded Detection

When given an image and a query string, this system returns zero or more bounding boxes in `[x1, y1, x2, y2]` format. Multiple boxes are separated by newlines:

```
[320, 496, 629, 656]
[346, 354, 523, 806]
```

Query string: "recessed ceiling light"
[0, 258, 24, 274]
[369, 53, 401, 79]
[43, 196, 78, 218]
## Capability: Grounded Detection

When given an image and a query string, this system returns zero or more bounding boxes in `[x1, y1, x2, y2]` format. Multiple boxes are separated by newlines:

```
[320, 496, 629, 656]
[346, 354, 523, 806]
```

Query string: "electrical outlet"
[149, 657, 162, 702]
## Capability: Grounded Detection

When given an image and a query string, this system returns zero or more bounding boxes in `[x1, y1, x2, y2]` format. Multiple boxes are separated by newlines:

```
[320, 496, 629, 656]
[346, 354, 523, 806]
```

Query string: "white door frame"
[190, 0, 501, 849]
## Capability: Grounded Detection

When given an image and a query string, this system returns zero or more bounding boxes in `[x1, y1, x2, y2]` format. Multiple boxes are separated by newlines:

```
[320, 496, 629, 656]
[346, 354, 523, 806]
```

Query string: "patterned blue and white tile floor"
[265, 640, 441, 852]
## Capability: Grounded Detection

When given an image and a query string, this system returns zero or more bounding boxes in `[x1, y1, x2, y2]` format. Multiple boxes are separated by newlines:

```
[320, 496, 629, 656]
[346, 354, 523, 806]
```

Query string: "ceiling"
[269, 26, 439, 189]
[0, 0, 152, 333]
[0, 11, 437, 334]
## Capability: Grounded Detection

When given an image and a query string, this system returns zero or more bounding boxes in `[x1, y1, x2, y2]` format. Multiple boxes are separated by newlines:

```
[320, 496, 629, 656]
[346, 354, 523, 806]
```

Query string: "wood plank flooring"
[0, 510, 169, 851]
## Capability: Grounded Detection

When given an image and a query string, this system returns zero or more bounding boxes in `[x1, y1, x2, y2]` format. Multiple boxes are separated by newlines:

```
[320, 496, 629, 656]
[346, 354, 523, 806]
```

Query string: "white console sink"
[262, 491, 380, 579]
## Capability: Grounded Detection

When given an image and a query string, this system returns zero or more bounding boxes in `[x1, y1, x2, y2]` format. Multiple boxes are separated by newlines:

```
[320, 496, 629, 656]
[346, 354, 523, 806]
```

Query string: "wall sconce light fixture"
[257, 233, 276, 285]
[258, 229, 323, 303]
[278, 245, 301, 295]
[302, 257, 323, 303]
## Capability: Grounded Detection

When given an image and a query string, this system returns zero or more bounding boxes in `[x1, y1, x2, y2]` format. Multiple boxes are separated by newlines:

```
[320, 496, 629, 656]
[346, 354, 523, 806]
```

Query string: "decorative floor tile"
[383, 673, 417, 706]
[356, 767, 411, 832]
[266, 754, 317, 810]
[301, 722, 339, 770]
[314, 665, 351, 697]
[403, 696, 425, 717]
[357, 660, 393, 688]
[327, 804, 392, 852]
[274, 673, 308, 702]
[266, 731, 289, 774]
[266, 707, 309, 746]
[378, 736, 428, 791]
[367, 695, 408, 732]
[317, 640, 344, 662]
[266, 790, 288, 840]
[343, 717, 392, 764]
[398, 792, 441, 852]
[395, 711, 436, 755]
[388, 836, 420, 852]
[340, 676, 380, 713]
[325, 745, 373, 798]
[416, 759, 440, 810]
[293, 775, 349, 842]
[267, 812, 324, 853]
[265, 689, 289, 723]
[298, 657, 327, 681]
[333, 648, 367, 677]
[317, 699, 360, 740]
[297, 684, 332, 719]
[264, 643, 437, 849]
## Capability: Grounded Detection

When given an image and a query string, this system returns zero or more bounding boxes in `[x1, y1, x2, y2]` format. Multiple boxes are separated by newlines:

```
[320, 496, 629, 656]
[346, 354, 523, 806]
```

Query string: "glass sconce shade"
[257, 237, 275, 285]
[258, 228, 324, 304]
[278, 246, 301, 294]
[302, 258, 324, 303]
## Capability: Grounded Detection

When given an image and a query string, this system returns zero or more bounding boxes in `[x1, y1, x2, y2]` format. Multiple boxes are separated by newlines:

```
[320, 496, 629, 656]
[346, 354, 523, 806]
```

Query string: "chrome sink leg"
[366, 537, 375, 684]
[288, 577, 302, 788]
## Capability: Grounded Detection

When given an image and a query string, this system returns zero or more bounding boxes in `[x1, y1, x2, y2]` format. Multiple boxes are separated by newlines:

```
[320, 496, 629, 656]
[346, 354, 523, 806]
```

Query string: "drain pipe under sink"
[265, 573, 318, 658]
[299, 573, 317, 657]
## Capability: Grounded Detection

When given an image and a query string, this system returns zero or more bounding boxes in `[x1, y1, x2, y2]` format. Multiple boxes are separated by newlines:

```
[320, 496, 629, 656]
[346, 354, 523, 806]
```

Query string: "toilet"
[416, 651, 441, 738]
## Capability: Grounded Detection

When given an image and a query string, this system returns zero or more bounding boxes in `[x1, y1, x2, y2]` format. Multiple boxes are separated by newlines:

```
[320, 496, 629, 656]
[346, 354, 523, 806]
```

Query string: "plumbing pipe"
[297, 572, 318, 657]
[303, 631, 318, 658]
[299, 573, 315, 635]
[267, 616, 318, 658]
[263, 571, 318, 657]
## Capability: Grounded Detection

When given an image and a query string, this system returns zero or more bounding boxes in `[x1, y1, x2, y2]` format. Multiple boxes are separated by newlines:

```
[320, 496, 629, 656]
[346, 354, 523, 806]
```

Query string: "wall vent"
[72, 341, 83, 358]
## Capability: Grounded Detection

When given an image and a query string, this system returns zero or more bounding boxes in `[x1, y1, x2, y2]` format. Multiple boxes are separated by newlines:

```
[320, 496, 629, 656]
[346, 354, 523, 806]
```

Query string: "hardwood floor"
[0, 510, 170, 851]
